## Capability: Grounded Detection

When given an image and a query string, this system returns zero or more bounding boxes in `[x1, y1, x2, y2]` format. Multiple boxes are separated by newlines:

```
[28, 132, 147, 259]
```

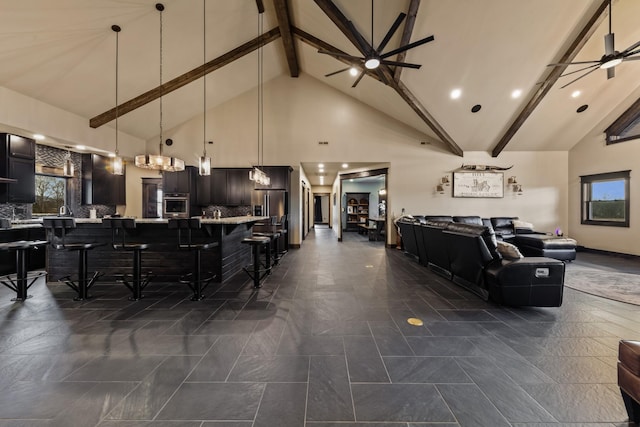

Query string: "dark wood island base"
[46, 216, 268, 289]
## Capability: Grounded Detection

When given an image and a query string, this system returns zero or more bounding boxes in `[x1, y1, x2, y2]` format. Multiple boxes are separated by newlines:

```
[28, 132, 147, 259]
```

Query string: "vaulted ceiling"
[2, 0, 640, 157]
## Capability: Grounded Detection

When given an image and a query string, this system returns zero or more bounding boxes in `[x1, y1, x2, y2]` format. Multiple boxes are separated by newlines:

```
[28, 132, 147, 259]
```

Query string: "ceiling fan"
[319, 0, 434, 88]
[549, 0, 640, 88]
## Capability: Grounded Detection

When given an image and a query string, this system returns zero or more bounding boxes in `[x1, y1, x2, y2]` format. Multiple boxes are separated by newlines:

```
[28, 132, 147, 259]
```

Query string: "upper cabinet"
[82, 153, 125, 205]
[253, 166, 292, 191]
[0, 133, 36, 203]
[163, 166, 197, 195]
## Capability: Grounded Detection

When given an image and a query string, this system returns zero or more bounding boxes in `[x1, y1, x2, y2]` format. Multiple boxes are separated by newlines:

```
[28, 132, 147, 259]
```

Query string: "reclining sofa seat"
[396, 219, 420, 261]
[422, 221, 565, 306]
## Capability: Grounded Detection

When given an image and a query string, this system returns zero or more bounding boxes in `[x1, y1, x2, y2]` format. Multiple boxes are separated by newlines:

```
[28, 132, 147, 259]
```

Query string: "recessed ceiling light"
[318, 163, 324, 168]
[76, 145, 86, 150]
[349, 67, 358, 76]
[577, 104, 588, 113]
[571, 90, 581, 98]
[33, 134, 45, 141]
[511, 89, 522, 99]
[450, 88, 462, 99]
[342, 163, 348, 168]
[471, 104, 482, 113]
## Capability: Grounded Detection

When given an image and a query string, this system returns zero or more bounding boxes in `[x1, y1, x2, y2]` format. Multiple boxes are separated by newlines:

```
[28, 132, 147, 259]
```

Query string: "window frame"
[580, 170, 630, 227]
[33, 173, 68, 216]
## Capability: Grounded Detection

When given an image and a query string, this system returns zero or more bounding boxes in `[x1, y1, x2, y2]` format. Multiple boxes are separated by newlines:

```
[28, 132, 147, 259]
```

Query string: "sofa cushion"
[514, 234, 577, 250]
[453, 216, 483, 225]
[424, 215, 454, 222]
[497, 241, 524, 260]
[445, 222, 500, 261]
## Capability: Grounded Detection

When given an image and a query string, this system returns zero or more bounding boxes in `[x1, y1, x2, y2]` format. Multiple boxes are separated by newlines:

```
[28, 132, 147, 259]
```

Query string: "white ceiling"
[2, 0, 640, 182]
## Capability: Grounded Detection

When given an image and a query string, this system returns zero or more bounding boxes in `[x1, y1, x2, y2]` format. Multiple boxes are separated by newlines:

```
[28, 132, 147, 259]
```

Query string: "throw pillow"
[496, 241, 524, 260]
[512, 219, 534, 231]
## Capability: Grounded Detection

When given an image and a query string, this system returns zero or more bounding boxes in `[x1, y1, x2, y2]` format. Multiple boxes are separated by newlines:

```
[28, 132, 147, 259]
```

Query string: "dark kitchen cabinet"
[205, 168, 251, 206]
[82, 154, 125, 205]
[0, 133, 36, 203]
[7, 134, 36, 159]
[227, 169, 252, 205]
[197, 169, 213, 206]
[253, 166, 291, 190]
[163, 166, 197, 195]
[209, 169, 227, 205]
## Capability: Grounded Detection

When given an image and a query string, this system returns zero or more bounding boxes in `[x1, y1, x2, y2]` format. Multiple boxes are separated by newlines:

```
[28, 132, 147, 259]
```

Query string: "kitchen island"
[45, 216, 268, 285]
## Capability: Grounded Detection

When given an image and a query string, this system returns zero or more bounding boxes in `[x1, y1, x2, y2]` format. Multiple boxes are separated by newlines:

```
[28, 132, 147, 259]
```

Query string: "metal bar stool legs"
[0, 241, 47, 301]
[168, 218, 218, 301]
[242, 236, 271, 288]
[43, 218, 103, 301]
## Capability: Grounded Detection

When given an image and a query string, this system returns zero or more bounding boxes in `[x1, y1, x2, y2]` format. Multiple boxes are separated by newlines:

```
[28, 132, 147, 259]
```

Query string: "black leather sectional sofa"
[397, 217, 565, 307]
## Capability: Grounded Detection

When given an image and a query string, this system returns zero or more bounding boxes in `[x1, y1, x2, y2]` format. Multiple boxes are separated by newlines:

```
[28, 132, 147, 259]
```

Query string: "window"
[606, 97, 640, 144]
[33, 174, 66, 215]
[581, 170, 630, 227]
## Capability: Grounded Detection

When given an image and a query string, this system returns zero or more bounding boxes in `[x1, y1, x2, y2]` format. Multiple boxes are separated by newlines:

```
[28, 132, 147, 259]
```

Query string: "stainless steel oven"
[163, 193, 189, 218]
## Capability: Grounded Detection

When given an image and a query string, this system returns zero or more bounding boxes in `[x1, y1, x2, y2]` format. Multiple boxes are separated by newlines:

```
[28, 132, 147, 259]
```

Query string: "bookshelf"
[344, 192, 369, 232]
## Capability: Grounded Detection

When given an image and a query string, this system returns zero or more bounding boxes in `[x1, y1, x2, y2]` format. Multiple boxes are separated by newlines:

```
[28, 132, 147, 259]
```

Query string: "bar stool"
[276, 214, 288, 257]
[253, 216, 281, 268]
[168, 218, 218, 301]
[0, 240, 47, 301]
[241, 235, 271, 288]
[102, 218, 152, 301]
[42, 217, 103, 301]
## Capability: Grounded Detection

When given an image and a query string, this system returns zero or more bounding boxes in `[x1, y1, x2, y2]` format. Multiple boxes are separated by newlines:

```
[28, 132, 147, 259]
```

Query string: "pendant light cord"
[115, 28, 119, 156]
[257, 12, 263, 168]
[159, 4, 164, 155]
[203, 0, 207, 156]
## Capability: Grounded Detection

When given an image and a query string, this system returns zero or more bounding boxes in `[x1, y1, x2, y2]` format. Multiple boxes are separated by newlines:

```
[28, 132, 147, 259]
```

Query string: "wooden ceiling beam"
[394, 0, 420, 83]
[313, 0, 368, 56]
[272, 0, 299, 77]
[90, 27, 281, 129]
[389, 79, 464, 157]
[491, 0, 609, 157]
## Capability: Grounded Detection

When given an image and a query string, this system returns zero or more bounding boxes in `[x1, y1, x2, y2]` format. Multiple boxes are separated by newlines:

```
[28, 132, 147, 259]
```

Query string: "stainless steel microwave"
[163, 193, 189, 218]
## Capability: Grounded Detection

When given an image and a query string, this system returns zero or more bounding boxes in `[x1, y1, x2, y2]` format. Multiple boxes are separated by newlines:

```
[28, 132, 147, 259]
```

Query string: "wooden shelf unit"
[344, 192, 370, 232]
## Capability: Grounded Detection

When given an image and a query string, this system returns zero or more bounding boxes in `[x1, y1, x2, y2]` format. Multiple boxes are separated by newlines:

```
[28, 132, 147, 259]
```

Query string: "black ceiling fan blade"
[325, 67, 351, 77]
[621, 40, 640, 56]
[560, 66, 600, 89]
[623, 54, 640, 61]
[380, 60, 421, 69]
[377, 13, 406, 53]
[317, 50, 361, 61]
[548, 60, 601, 66]
[352, 70, 366, 88]
[559, 63, 600, 77]
[380, 35, 434, 59]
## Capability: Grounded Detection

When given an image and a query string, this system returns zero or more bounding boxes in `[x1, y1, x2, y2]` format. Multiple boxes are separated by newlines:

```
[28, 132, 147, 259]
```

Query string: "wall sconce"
[436, 184, 445, 194]
[441, 175, 450, 186]
[507, 177, 523, 194]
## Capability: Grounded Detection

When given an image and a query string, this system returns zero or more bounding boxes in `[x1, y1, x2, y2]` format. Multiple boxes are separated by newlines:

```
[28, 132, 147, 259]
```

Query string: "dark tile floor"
[0, 227, 638, 426]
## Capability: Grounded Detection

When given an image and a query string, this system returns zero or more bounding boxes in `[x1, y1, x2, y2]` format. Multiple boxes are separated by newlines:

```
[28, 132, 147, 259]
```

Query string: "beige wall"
[569, 132, 640, 255]
[1, 75, 571, 248]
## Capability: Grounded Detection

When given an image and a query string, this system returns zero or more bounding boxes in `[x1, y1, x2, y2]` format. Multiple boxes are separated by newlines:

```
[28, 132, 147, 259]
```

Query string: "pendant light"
[248, 10, 270, 186]
[63, 148, 74, 177]
[111, 24, 124, 175]
[135, 3, 185, 172]
[198, 0, 211, 176]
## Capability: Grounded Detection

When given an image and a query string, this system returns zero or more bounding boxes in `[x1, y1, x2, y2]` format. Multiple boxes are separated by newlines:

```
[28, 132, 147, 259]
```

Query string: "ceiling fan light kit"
[550, 0, 640, 88]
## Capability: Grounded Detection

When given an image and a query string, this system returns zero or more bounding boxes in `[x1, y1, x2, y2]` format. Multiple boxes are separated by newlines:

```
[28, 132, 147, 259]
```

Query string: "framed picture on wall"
[453, 172, 504, 198]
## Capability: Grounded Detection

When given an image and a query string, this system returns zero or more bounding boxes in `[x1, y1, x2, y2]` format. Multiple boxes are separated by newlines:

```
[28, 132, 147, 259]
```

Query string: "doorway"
[313, 193, 330, 225]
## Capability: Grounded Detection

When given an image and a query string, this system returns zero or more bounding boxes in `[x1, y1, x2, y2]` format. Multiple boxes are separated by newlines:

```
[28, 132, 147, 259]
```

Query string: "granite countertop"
[2, 216, 269, 229]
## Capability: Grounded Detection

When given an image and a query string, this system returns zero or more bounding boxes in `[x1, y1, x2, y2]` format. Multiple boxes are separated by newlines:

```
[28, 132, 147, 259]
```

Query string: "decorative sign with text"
[453, 172, 504, 198]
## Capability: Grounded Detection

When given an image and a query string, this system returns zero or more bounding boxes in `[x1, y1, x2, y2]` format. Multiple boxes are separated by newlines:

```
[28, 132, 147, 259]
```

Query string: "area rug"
[564, 264, 640, 306]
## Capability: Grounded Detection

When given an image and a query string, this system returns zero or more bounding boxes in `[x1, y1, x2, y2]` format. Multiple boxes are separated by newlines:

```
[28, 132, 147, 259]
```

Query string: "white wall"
[569, 132, 640, 255]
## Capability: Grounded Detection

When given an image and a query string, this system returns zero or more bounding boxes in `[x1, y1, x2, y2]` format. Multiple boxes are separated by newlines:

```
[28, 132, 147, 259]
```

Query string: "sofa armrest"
[485, 257, 565, 306]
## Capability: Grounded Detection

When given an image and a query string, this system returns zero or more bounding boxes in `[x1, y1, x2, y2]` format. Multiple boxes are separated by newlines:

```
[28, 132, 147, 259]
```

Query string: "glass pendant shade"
[199, 155, 211, 176]
[135, 153, 184, 172]
[112, 155, 124, 175]
[63, 157, 74, 177]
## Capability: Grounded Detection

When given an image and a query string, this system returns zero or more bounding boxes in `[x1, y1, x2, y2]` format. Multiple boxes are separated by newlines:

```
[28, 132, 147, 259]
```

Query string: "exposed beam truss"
[272, 0, 300, 77]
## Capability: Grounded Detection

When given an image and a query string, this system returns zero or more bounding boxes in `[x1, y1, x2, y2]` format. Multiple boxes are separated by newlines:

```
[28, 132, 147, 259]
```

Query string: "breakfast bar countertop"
[8, 216, 270, 227]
